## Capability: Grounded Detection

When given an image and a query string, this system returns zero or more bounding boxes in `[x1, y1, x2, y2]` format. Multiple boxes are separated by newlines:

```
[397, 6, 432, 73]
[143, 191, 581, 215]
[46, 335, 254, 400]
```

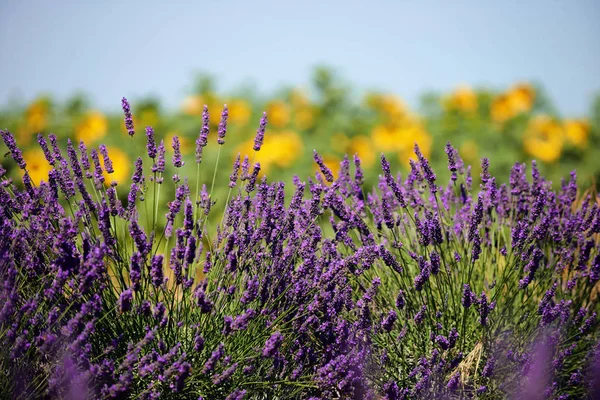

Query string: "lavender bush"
[0, 99, 599, 399]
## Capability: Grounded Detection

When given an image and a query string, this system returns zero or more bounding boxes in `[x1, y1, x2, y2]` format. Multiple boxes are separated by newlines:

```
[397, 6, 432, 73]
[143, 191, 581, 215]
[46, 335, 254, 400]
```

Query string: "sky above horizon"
[1, 0, 599, 116]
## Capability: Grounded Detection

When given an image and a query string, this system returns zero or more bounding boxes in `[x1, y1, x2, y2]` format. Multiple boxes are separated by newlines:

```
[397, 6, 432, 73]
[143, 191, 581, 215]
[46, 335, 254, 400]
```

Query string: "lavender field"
[1, 1, 599, 399]
[1, 97, 599, 398]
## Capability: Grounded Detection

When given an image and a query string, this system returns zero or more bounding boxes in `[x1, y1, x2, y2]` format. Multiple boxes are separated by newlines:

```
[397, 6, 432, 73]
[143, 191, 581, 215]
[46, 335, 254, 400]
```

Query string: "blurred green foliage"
[1, 66, 599, 213]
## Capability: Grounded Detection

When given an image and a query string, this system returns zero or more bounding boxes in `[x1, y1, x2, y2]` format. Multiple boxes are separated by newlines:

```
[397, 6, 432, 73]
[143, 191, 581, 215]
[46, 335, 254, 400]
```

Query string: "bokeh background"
[1, 0, 600, 195]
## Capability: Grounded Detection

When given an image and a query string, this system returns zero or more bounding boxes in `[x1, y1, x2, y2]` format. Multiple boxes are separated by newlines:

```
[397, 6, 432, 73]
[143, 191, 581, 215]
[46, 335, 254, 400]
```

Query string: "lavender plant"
[0, 98, 599, 400]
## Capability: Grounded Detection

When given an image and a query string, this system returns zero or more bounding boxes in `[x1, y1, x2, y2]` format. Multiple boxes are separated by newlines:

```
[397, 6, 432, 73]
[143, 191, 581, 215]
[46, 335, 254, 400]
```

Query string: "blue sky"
[1, 0, 599, 115]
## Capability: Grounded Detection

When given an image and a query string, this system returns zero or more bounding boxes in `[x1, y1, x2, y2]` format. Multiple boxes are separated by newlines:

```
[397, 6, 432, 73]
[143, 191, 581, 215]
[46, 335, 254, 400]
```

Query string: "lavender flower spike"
[122, 97, 135, 136]
[253, 112, 268, 151]
[146, 126, 157, 159]
[172, 135, 184, 168]
[217, 104, 229, 145]
[196, 105, 210, 163]
[1, 130, 26, 169]
[313, 150, 334, 183]
[229, 153, 241, 188]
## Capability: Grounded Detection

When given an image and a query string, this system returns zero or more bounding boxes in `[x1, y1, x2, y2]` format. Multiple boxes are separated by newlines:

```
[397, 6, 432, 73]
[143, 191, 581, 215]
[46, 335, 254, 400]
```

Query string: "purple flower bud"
[313, 150, 334, 183]
[382, 310, 397, 332]
[150, 255, 164, 287]
[482, 356, 495, 377]
[38, 134, 55, 165]
[396, 290, 405, 309]
[153, 140, 166, 175]
[131, 157, 144, 184]
[1, 130, 26, 169]
[414, 305, 426, 325]
[414, 143, 436, 193]
[447, 372, 460, 390]
[462, 284, 476, 309]
[122, 97, 135, 136]
[202, 343, 224, 374]
[253, 112, 268, 151]
[262, 331, 284, 357]
[171, 135, 184, 168]
[246, 163, 261, 193]
[146, 126, 157, 159]
[98, 144, 114, 174]
[229, 153, 240, 188]
[217, 105, 229, 145]
[119, 288, 133, 313]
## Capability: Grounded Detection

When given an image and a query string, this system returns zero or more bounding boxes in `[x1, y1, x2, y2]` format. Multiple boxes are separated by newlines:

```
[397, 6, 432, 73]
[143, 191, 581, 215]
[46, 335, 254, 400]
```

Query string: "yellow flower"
[266, 101, 290, 128]
[166, 132, 192, 155]
[348, 136, 375, 167]
[564, 119, 589, 148]
[445, 85, 478, 113]
[523, 115, 563, 163]
[400, 124, 432, 165]
[25, 97, 50, 133]
[372, 125, 400, 152]
[380, 95, 408, 121]
[371, 121, 432, 165]
[100, 146, 130, 184]
[75, 111, 107, 144]
[237, 130, 303, 173]
[182, 95, 204, 116]
[22, 149, 52, 185]
[491, 83, 536, 123]
[507, 83, 535, 114]
[228, 99, 251, 126]
[490, 94, 513, 123]
[460, 140, 479, 163]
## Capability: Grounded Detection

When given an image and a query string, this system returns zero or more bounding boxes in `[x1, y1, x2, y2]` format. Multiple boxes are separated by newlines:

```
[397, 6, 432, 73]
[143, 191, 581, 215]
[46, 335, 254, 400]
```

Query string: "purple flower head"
[98, 144, 114, 174]
[171, 135, 184, 168]
[396, 290, 405, 309]
[354, 154, 364, 186]
[38, 134, 55, 165]
[462, 284, 476, 308]
[381, 153, 406, 207]
[313, 150, 334, 183]
[119, 288, 133, 313]
[1, 130, 26, 169]
[202, 343, 225, 374]
[414, 142, 436, 192]
[246, 162, 261, 193]
[382, 310, 397, 332]
[195, 105, 210, 163]
[146, 126, 157, 159]
[262, 331, 284, 357]
[482, 356, 495, 377]
[217, 105, 229, 145]
[153, 140, 166, 175]
[253, 111, 268, 151]
[414, 305, 427, 325]
[478, 291, 495, 326]
[131, 157, 144, 184]
[229, 153, 240, 188]
[447, 372, 460, 391]
[150, 255, 164, 287]
[122, 97, 135, 136]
